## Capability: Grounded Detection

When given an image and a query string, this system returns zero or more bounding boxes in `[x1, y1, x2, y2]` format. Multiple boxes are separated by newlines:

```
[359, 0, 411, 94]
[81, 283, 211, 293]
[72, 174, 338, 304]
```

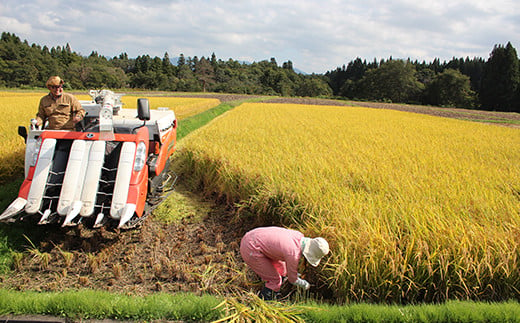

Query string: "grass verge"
[0, 289, 223, 321]
[300, 300, 520, 322]
[177, 97, 268, 140]
[1, 289, 520, 322]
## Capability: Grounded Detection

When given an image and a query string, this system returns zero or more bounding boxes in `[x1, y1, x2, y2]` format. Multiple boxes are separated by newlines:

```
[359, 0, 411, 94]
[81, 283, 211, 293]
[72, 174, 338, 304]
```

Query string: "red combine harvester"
[0, 90, 177, 229]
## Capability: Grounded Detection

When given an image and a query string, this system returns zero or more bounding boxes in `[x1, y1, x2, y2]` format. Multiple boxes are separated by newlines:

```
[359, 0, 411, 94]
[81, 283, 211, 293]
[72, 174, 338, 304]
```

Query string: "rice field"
[0, 93, 45, 181]
[0, 91, 220, 184]
[174, 102, 520, 303]
[121, 96, 220, 120]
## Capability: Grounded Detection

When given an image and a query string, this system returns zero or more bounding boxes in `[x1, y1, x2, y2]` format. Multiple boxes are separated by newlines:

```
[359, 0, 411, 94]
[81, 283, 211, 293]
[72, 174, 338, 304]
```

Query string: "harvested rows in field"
[175, 102, 520, 302]
[0, 186, 256, 297]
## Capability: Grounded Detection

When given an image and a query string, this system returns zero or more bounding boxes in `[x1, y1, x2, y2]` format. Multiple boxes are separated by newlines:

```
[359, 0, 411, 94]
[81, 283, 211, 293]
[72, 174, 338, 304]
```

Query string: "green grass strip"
[177, 103, 235, 140]
[0, 289, 223, 321]
[177, 97, 269, 140]
[2, 289, 520, 322]
[460, 118, 520, 125]
[301, 300, 520, 322]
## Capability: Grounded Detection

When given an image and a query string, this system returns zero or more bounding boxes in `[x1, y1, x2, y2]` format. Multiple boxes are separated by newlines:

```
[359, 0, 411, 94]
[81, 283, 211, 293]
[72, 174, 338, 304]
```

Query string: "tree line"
[1, 31, 518, 112]
[326, 42, 520, 112]
[0, 32, 331, 98]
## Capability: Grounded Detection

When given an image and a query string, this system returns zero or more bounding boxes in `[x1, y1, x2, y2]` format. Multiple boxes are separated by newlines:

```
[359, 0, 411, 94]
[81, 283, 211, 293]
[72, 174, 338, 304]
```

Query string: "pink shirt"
[242, 226, 303, 283]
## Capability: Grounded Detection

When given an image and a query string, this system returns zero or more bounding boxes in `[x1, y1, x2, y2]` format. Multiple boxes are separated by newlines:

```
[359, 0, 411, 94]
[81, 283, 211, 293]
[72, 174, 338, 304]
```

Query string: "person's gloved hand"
[293, 277, 310, 290]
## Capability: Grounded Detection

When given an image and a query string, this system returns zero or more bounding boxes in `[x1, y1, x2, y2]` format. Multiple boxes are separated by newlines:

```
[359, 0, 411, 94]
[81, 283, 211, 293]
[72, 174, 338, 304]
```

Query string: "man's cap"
[46, 76, 64, 87]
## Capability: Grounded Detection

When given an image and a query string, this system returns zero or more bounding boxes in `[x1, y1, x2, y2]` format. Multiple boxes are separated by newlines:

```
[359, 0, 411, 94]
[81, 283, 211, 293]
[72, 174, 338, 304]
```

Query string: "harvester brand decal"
[159, 122, 174, 132]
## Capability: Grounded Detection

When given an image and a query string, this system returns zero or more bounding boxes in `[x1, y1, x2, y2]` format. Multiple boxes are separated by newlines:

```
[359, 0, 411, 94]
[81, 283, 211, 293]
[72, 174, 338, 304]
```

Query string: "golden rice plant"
[59, 250, 75, 268]
[214, 292, 308, 323]
[0, 93, 41, 182]
[0, 92, 43, 97]
[174, 103, 520, 303]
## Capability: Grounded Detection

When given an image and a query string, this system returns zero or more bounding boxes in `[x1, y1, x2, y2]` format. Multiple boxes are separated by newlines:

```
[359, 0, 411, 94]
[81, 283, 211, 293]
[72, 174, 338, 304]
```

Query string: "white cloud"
[0, 16, 32, 35]
[0, 0, 518, 73]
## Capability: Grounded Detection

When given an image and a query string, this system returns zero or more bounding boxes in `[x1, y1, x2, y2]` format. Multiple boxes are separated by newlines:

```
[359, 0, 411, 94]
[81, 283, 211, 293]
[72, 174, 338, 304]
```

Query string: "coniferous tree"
[480, 42, 519, 112]
[194, 57, 215, 92]
[177, 53, 186, 67]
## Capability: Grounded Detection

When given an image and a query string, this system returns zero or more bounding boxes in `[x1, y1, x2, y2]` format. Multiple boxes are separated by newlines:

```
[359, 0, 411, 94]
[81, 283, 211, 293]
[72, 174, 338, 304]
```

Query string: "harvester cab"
[0, 90, 177, 229]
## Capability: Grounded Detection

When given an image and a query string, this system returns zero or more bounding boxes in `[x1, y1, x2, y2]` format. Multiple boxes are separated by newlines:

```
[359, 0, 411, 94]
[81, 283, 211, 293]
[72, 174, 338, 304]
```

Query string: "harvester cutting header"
[0, 89, 177, 229]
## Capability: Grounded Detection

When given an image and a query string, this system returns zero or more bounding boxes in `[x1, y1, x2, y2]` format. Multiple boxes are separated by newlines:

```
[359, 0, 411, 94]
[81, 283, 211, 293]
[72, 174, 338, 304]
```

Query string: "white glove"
[293, 277, 310, 290]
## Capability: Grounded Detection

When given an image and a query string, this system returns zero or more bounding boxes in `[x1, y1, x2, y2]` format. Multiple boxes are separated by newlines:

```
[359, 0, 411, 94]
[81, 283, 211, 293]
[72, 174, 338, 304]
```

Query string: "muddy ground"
[0, 184, 313, 299]
[1, 95, 518, 299]
[0, 185, 261, 296]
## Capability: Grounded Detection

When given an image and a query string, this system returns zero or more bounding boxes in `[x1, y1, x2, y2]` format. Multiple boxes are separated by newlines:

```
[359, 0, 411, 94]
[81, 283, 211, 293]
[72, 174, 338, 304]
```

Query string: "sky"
[0, 0, 519, 74]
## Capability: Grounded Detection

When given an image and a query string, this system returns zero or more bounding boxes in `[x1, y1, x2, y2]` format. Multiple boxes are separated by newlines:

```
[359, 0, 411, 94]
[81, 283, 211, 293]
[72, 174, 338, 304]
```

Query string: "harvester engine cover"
[0, 90, 177, 229]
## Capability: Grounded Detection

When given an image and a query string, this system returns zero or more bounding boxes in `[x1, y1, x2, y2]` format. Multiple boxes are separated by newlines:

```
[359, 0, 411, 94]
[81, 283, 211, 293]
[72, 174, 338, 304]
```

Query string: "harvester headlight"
[30, 137, 42, 167]
[134, 141, 147, 172]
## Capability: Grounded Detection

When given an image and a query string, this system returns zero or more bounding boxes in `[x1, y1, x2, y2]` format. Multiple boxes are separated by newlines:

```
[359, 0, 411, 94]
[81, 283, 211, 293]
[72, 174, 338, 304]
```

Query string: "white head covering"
[301, 237, 329, 267]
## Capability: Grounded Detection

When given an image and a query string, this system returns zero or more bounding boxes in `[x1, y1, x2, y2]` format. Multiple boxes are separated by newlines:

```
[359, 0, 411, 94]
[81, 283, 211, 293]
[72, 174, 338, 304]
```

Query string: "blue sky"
[1, 0, 518, 73]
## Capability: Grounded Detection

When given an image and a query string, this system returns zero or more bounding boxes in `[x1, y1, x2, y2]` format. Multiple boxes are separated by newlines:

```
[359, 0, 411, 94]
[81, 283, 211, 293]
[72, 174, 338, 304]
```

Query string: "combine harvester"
[0, 90, 177, 229]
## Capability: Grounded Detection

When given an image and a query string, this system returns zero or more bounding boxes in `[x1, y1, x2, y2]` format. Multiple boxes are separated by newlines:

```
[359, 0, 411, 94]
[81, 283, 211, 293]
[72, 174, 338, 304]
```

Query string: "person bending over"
[240, 226, 329, 300]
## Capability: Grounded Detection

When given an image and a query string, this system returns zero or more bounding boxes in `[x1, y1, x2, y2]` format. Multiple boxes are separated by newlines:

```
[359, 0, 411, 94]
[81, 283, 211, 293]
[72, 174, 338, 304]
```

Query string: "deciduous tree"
[424, 69, 476, 108]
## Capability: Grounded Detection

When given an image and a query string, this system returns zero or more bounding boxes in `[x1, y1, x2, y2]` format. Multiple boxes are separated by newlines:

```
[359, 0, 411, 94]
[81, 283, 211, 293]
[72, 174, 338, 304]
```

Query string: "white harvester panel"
[80, 140, 106, 216]
[24, 130, 43, 177]
[110, 141, 136, 219]
[57, 140, 88, 215]
[75, 141, 92, 201]
[25, 139, 56, 214]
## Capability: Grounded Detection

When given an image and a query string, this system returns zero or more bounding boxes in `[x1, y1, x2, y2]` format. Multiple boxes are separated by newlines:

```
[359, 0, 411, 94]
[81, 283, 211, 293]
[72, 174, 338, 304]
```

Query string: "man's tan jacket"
[37, 93, 85, 130]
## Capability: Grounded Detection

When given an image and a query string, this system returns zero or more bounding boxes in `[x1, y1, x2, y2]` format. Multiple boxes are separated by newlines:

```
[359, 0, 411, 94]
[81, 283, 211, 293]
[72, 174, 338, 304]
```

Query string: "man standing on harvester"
[240, 226, 330, 300]
[36, 76, 85, 130]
